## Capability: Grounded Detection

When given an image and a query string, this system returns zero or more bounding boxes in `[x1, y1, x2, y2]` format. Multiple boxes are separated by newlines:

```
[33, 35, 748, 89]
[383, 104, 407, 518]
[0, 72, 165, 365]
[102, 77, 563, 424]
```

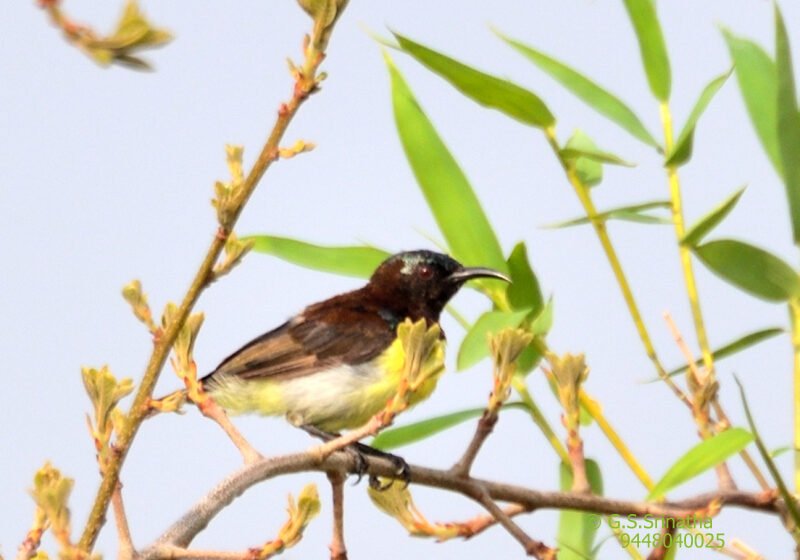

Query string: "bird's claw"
[342, 445, 369, 485]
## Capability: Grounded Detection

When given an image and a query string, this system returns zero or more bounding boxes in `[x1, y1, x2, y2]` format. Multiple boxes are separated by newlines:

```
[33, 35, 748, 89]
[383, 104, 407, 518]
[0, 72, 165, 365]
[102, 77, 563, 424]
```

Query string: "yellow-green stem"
[659, 103, 714, 377]
[791, 299, 800, 491]
[578, 390, 655, 490]
[512, 378, 570, 465]
[659, 103, 744, 491]
[543, 126, 691, 408]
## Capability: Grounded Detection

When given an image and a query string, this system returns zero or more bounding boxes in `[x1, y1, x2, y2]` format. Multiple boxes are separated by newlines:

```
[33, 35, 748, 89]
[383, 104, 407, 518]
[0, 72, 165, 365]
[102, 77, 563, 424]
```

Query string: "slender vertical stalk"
[578, 390, 655, 490]
[659, 103, 714, 375]
[75, 11, 348, 551]
[543, 126, 691, 408]
[790, 299, 800, 491]
[511, 378, 570, 465]
[659, 103, 739, 490]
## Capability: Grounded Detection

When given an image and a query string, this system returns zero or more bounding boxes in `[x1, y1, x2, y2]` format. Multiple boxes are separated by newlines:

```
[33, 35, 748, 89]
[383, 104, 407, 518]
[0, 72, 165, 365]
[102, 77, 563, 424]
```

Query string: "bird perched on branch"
[201, 249, 509, 479]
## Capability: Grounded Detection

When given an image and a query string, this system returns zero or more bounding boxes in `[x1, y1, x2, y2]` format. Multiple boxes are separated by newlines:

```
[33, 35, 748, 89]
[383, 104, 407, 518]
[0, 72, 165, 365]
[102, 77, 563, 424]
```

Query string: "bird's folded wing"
[203, 308, 396, 383]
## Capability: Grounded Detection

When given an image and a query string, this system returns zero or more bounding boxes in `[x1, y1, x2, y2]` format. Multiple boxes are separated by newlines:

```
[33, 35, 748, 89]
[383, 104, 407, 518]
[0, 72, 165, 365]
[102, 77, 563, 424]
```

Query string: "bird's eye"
[418, 264, 433, 278]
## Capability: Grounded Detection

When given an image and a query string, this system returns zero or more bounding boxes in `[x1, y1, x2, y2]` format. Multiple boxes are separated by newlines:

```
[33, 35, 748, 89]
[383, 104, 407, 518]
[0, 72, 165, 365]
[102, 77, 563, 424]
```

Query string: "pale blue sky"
[2, 1, 799, 558]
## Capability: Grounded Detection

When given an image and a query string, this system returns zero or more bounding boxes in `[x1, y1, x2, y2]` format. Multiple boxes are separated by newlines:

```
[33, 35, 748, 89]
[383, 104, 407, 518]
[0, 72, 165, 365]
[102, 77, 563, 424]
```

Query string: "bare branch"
[112, 483, 135, 560]
[450, 412, 497, 478]
[137, 450, 781, 559]
[471, 488, 554, 559]
[327, 471, 348, 560]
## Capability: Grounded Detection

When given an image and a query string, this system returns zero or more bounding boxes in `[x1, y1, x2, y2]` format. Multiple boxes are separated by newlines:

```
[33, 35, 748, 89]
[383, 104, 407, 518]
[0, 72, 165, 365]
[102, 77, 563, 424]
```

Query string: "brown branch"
[137, 450, 781, 559]
[327, 472, 347, 560]
[456, 503, 529, 540]
[450, 411, 497, 478]
[74, 4, 349, 553]
[471, 488, 554, 559]
[664, 313, 737, 491]
[112, 483, 135, 560]
[197, 399, 262, 464]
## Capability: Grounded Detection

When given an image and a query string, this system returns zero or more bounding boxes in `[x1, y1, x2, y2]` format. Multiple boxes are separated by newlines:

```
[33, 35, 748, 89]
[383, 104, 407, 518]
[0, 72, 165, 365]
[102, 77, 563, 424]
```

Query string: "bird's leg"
[300, 425, 410, 487]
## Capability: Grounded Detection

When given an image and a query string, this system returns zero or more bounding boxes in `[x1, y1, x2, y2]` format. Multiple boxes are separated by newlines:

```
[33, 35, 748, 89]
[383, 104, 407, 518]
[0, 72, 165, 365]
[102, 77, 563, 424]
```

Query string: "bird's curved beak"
[448, 267, 511, 284]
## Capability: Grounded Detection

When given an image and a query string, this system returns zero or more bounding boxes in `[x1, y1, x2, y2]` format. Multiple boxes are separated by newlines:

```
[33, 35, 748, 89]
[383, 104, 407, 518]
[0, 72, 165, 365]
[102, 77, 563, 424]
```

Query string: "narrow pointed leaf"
[681, 186, 746, 248]
[247, 235, 389, 278]
[544, 200, 671, 228]
[770, 445, 792, 459]
[666, 70, 732, 166]
[558, 460, 603, 559]
[498, 32, 660, 149]
[559, 146, 635, 167]
[735, 377, 800, 530]
[385, 53, 508, 274]
[372, 402, 527, 450]
[622, 0, 672, 101]
[648, 428, 753, 500]
[506, 242, 544, 314]
[529, 298, 554, 336]
[514, 299, 555, 375]
[693, 239, 800, 302]
[457, 309, 532, 371]
[663, 327, 784, 378]
[564, 130, 603, 187]
[775, 6, 800, 247]
[722, 29, 782, 176]
[393, 33, 555, 128]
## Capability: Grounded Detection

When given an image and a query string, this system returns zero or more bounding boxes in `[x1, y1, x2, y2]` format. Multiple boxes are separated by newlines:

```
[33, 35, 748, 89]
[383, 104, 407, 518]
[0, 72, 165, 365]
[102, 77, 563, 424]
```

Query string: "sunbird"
[201, 250, 509, 477]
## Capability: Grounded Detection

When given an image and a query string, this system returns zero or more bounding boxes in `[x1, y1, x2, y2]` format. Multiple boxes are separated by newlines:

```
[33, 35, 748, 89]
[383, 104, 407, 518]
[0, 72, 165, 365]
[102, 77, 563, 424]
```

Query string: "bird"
[201, 249, 510, 480]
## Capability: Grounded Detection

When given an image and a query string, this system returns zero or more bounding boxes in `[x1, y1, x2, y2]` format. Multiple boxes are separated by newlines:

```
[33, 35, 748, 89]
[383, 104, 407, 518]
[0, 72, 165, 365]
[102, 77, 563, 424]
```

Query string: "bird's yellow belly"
[208, 338, 442, 433]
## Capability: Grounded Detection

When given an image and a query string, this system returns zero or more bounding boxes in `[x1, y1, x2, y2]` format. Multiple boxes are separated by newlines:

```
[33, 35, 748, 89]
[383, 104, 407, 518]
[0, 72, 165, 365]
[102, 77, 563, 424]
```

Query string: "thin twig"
[327, 471, 348, 560]
[471, 487, 554, 559]
[450, 412, 497, 478]
[198, 399, 262, 464]
[456, 503, 530, 540]
[664, 313, 737, 491]
[112, 483, 135, 560]
[75, 5, 349, 551]
[153, 546, 250, 560]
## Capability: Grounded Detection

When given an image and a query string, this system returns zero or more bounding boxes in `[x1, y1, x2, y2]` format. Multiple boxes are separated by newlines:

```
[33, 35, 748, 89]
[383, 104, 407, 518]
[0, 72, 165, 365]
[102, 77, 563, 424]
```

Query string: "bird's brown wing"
[202, 301, 398, 384]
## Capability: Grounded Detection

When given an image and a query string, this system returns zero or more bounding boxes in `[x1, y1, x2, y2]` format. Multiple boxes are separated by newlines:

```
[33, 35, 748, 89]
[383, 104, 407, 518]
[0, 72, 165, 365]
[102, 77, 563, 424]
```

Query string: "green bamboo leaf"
[246, 235, 389, 278]
[735, 377, 800, 532]
[558, 459, 603, 560]
[559, 147, 635, 167]
[693, 239, 800, 302]
[506, 242, 544, 314]
[564, 130, 603, 187]
[544, 200, 671, 229]
[515, 299, 555, 376]
[497, 31, 660, 149]
[528, 298, 554, 336]
[385, 52, 508, 275]
[457, 309, 532, 371]
[666, 70, 732, 166]
[681, 186, 746, 248]
[722, 29, 782, 176]
[648, 428, 753, 500]
[770, 445, 792, 459]
[393, 33, 555, 128]
[372, 402, 527, 450]
[622, 0, 672, 102]
[663, 327, 784, 378]
[775, 5, 800, 247]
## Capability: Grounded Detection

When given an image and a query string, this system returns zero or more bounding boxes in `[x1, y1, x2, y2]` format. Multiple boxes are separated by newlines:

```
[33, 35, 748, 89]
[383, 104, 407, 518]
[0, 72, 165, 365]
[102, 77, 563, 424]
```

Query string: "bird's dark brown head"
[366, 250, 510, 321]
